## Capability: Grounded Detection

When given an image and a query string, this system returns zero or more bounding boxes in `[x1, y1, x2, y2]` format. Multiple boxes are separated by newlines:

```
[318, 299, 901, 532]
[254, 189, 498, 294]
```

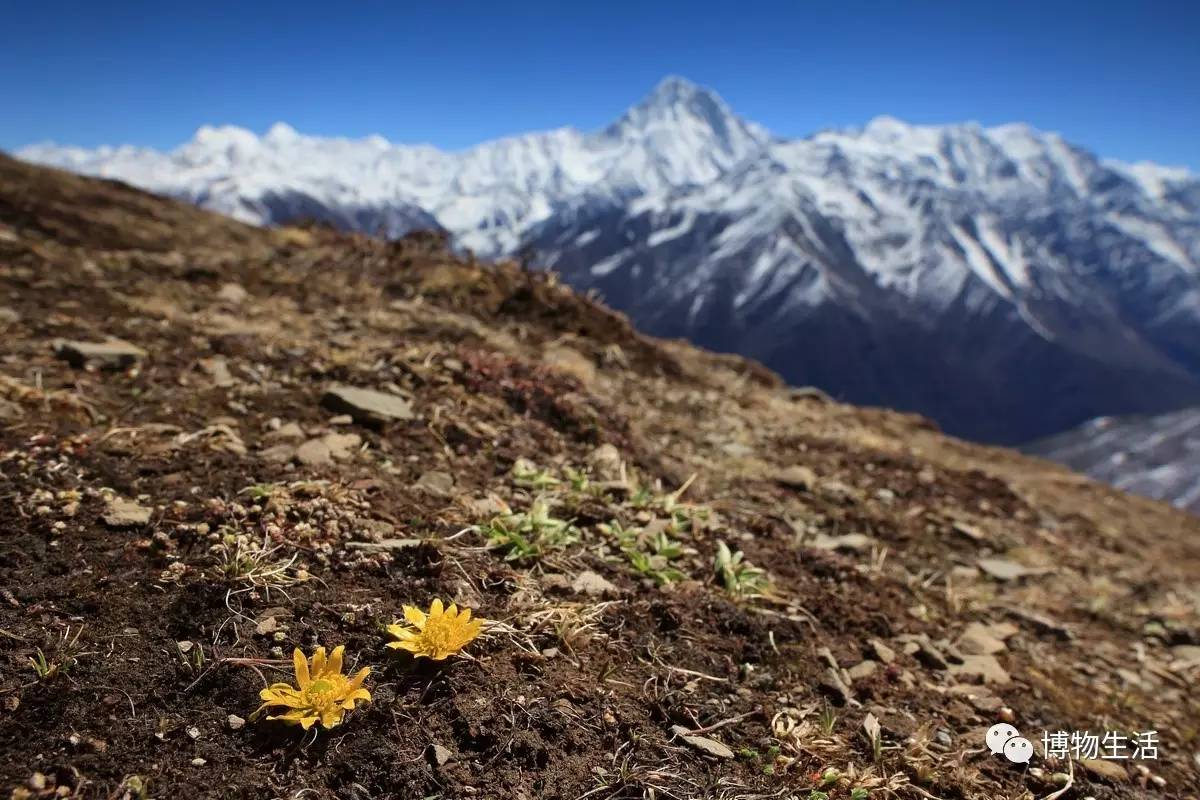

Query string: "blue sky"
[3, 0, 1198, 168]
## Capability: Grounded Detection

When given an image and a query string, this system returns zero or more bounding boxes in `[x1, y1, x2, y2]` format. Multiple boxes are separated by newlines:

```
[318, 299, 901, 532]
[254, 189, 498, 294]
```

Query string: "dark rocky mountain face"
[19, 78, 1200, 446]
[1026, 407, 1200, 513]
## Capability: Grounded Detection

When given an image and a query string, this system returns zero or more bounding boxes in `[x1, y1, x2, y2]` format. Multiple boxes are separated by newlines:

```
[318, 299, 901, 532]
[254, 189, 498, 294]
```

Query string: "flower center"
[304, 677, 342, 710]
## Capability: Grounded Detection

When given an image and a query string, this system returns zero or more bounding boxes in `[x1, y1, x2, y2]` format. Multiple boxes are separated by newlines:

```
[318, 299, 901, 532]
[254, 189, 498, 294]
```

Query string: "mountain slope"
[1027, 407, 1200, 512]
[18, 77, 1200, 444]
[3, 153, 1199, 799]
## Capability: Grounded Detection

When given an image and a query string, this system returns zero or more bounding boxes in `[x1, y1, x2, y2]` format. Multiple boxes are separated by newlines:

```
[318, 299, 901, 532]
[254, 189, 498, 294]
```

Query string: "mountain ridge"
[17, 76, 1200, 446]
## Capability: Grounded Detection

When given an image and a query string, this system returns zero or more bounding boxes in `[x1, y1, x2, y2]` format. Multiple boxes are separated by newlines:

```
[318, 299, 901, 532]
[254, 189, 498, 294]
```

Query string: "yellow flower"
[256, 645, 371, 730]
[386, 599, 482, 660]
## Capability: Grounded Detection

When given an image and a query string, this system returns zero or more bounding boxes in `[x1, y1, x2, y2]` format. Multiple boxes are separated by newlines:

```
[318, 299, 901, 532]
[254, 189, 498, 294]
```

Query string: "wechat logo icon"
[987, 723, 1034, 764]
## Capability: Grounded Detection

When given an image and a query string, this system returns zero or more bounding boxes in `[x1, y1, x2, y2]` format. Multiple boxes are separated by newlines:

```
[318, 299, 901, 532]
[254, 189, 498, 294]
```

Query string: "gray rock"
[670, 726, 734, 759]
[957, 622, 1017, 656]
[776, 465, 817, 491]
[226, 714, 245, 730]
[819, 666, 860, 707]
[322, 432, 362, 460]
[322, 385, 415, 424]
[259, 443, 297, 464]
[978, 557, 1048, 582]
[265, 422, 306, 441]
[102, 498, 152, 528]
[295, 438, 333, 466]
[345, 538, 422, 551]
[216, 283, 248, 304]
[950, 654, 1011, 685]
[812, 533, 876, 552]
[869, 639, 896, 664]
[55, 338, 146, 369]
[199, 357, 236, 387]
[848, 660, 878, 681]
[572, 570, 619, 597]
[428, 743, 453, 767]
[416, 470, 455, 495]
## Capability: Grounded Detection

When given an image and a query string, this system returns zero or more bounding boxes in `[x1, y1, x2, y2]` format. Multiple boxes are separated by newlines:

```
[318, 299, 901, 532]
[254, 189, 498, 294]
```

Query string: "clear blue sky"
[3, 0, 1198, 168]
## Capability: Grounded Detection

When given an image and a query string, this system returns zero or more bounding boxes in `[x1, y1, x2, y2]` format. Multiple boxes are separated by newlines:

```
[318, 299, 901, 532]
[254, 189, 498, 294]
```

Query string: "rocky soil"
[0, 154, 1198, 799]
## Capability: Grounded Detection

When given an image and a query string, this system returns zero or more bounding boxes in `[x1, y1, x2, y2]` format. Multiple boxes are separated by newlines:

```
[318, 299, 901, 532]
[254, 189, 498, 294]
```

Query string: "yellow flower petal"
[311, 646, 327, 676]
[293, 648, 310, 689]
[403, 606, 427, 628]
[326, 645, 344, 677]
[430, 598, 444, 618]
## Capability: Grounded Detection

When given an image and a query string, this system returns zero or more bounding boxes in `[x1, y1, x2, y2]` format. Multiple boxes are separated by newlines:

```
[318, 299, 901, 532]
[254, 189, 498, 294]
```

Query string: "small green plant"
[511, 459, 560, 490]
[484, 498, 579, 562]
[807, 792, 830, 800]
[819, 767, 841, 787]
[851, 789, 871, 800]
[819, 702, 838, 736]
[603, 520, 686, 585]
[29, 648, 53, 679]
[175, 641, 206, 673]
[211, 530, 302, 596]
[118, 775, 151, 800]
[28, 627, 85, 681]
[240, 483, 278, 501]
[715, 541, 769, 597]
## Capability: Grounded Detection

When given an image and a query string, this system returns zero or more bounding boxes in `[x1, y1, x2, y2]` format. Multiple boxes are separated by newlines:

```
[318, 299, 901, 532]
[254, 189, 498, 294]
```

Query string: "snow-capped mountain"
[1027, 408, 1200, 513]
[18, 77, 1200, 445]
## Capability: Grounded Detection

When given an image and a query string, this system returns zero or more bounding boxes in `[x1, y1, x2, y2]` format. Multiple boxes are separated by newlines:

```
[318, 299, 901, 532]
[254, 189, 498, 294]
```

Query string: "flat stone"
[869, 639, 896, 664]
[543, 346, 596, 384]
[199, 357, 236, 387]
[345, 538, 422, 551]
[1078, 757, 1128, 782]
[295, 438, 333, 466]
[428, 743, 453, 767]
[950, 654, 1011, 685]
[216, 283, 248, 304]
[812, 533, 876, 552]
[1003, 606, 1074, 640]
[322, 432, 362, 460]
[957, 622, 1009, 655]
[265, 422, 306, 441]
[572, 570, 619, 597]
[587, 444, 624, 481]
[102, 498, 152, 528]
[296, 433, 361, 466]
[226, 714, 245, 730]
[818, 480, 857, 503]
[952, 521, 987, 542]
[416, 470, 455, 495]
[322, 385, 415, 424]
[259, 443, 297, 464]
[670, 726, 734, 759]
[977, 557, 1043, 581]
[775, 465, 817, 491]
[819, 666, 860, 707]
[848, 660, 878, 681]
[55, 338, 146, 369]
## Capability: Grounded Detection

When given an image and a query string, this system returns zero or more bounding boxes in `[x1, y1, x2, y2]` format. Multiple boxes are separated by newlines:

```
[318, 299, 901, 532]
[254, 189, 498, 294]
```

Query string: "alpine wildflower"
[255, 645, 371, 730]
[386, 599, 483, 660]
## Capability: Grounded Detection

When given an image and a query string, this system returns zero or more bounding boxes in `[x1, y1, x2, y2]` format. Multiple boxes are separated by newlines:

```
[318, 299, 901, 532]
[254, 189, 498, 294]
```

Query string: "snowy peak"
[14, 76, 1200, 446]
[599, 77, 768, 176]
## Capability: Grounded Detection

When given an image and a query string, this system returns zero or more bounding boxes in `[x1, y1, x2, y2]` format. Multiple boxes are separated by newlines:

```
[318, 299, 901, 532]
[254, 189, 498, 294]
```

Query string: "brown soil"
[0, 153, 1198, 799]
